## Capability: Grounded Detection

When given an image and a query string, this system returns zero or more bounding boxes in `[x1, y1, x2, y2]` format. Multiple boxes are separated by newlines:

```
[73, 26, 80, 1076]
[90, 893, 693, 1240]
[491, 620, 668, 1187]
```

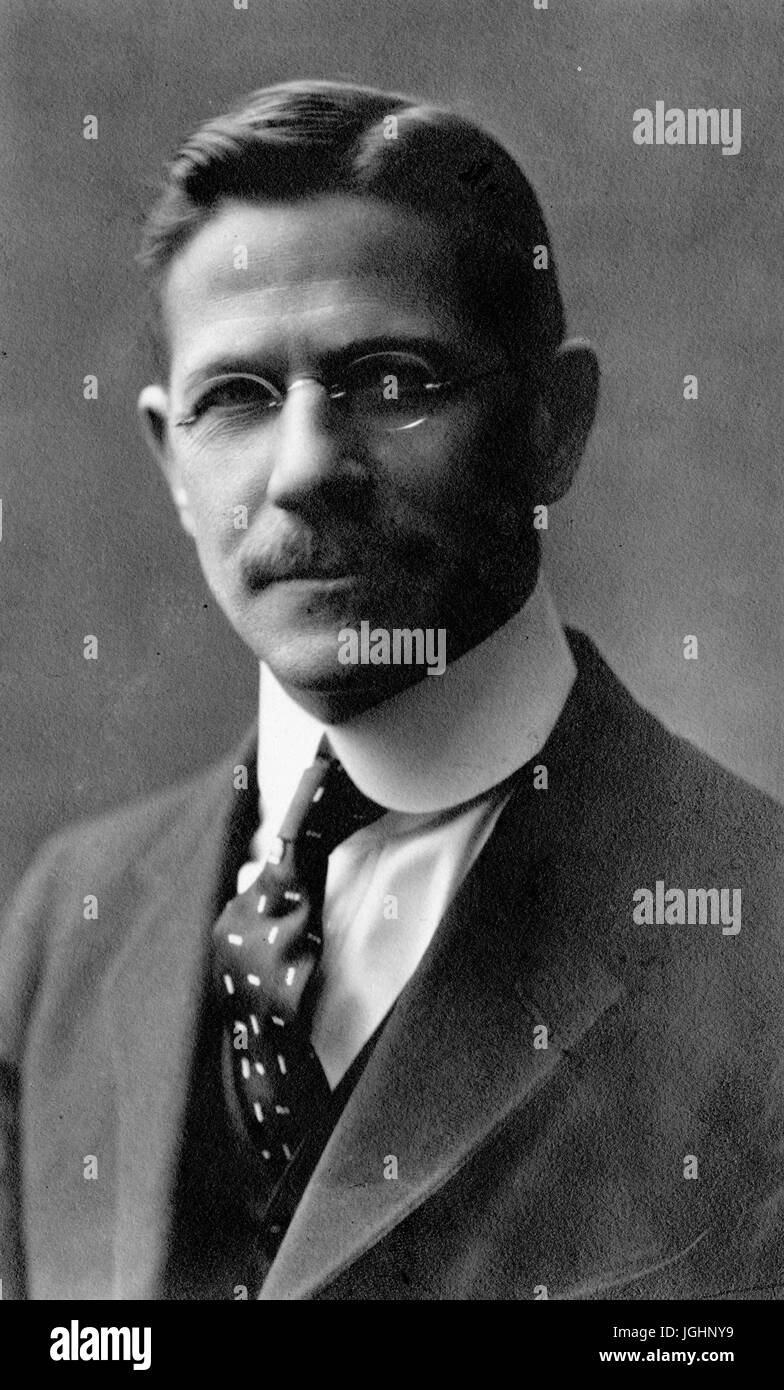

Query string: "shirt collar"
[257, 571, 575, 818]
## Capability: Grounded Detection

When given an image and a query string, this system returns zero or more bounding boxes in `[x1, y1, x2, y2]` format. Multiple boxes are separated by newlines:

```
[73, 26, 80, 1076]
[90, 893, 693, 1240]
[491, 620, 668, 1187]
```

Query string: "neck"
[278, 565, 540, 723]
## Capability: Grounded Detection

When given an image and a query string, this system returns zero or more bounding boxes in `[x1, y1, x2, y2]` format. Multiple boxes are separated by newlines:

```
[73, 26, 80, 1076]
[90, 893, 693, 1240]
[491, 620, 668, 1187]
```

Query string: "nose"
[264, 377, 367, 515]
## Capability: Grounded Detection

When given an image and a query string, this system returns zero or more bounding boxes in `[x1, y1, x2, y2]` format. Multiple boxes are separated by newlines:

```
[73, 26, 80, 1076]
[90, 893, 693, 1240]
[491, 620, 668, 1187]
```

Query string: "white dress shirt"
[237, 574, 575, 1087]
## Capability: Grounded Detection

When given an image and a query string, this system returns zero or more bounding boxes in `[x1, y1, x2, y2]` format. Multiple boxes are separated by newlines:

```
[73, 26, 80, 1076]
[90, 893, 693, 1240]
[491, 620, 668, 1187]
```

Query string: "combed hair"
[138, 79, 565, 377]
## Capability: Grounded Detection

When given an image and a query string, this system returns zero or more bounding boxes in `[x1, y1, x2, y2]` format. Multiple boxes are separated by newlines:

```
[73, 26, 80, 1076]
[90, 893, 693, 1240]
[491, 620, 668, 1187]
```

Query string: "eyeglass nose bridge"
[285, 375, 344, 401]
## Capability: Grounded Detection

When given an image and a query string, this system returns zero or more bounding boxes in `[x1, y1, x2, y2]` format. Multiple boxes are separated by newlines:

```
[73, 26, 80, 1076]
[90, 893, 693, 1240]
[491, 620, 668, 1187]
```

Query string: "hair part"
[137, 79, 566, 380]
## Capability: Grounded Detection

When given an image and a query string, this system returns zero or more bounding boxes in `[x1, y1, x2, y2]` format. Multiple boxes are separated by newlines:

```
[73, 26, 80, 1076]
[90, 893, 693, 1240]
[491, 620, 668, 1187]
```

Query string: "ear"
[137, 383, 197, 537]
[527, 339, 600, 505]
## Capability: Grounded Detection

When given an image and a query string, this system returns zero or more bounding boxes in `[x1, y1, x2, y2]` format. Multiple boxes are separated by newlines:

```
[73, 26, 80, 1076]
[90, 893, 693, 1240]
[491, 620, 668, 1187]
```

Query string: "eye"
[191, 373, 282, 419]
[340, 352, 436, 423]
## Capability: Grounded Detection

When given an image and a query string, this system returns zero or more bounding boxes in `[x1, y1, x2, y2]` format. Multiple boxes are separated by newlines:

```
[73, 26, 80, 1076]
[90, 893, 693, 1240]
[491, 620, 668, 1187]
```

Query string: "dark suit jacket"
[1, 631, 783, 1300]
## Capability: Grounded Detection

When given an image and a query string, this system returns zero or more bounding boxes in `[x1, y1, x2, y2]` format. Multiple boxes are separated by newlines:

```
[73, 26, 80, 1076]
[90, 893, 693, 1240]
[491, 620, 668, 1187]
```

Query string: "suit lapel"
[104, 728, 258, 1298]
[260, 655, 627, 1299]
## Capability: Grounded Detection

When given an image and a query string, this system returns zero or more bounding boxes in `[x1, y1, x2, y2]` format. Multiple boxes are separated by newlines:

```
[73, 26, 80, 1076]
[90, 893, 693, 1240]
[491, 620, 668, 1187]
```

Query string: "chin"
[264, 636, 429, 721]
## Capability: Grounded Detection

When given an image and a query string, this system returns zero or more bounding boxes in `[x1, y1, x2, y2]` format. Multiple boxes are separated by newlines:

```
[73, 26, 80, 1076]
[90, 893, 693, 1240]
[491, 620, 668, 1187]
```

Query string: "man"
[1, 79, 782, 1301]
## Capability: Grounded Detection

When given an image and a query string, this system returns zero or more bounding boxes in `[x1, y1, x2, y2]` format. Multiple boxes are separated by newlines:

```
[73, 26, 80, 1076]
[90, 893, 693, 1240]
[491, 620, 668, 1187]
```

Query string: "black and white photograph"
[1, 0, 782, 1355]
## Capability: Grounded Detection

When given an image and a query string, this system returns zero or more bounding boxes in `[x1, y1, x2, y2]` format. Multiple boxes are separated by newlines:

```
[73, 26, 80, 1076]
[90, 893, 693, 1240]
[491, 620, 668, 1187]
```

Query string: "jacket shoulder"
[566, 627, 784, 855]
[19, 727, 256, 889]
[0, 729, 256, 1057]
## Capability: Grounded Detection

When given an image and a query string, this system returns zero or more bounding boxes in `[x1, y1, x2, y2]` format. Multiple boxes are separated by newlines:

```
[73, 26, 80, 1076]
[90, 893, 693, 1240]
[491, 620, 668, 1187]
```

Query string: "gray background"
[1, 0, 782, 910]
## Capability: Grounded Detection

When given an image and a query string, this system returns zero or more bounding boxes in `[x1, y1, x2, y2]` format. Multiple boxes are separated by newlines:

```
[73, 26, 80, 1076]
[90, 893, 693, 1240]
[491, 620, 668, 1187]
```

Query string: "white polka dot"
[223, 974, 234, 996]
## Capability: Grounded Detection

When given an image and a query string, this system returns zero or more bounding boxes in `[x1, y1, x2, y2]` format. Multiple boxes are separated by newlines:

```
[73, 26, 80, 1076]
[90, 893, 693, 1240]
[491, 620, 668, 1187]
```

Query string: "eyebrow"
[180, 332, 468, 394]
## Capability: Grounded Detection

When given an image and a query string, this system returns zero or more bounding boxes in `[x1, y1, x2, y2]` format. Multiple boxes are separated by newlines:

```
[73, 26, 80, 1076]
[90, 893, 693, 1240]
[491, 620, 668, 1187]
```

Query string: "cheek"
[182, 460, 259, 551]
[385, 414, 519, 538]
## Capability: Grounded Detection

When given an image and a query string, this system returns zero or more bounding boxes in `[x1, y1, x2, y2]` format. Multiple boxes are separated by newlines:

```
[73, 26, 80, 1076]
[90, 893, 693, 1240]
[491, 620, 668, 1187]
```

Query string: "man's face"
[145, 194, 540, 716]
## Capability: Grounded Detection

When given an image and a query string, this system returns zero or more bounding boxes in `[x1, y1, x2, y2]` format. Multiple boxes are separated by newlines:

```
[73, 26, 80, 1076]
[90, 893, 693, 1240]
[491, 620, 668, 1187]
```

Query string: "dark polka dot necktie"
[211, 736, 385, 1185]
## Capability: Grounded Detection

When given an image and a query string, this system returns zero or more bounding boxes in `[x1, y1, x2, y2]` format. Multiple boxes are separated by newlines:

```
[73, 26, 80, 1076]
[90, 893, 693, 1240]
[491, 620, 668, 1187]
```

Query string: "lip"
[264, 572, 362, 589]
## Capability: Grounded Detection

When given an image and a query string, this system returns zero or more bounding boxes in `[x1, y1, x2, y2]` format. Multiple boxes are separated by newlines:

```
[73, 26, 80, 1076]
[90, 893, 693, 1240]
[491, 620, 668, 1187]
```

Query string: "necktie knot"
[276, 737, 385, 858]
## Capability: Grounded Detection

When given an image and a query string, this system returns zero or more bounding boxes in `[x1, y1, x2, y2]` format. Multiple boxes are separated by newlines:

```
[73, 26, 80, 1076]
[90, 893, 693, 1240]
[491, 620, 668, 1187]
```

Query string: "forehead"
[161, 194, 490, 383]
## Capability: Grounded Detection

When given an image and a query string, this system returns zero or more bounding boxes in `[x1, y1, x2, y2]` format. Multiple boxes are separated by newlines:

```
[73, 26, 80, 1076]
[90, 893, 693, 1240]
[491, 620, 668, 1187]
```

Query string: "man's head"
[137, 80, 598, 721]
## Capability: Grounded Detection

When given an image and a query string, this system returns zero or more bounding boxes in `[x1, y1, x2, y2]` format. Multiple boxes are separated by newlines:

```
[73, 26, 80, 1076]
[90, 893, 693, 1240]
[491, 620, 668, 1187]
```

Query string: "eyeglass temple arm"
[426, 362, 516, 393]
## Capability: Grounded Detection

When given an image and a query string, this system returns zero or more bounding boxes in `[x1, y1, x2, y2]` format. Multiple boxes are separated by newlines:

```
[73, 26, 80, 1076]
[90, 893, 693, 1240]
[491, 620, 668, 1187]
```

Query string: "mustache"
[240, 523, 371, 590]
